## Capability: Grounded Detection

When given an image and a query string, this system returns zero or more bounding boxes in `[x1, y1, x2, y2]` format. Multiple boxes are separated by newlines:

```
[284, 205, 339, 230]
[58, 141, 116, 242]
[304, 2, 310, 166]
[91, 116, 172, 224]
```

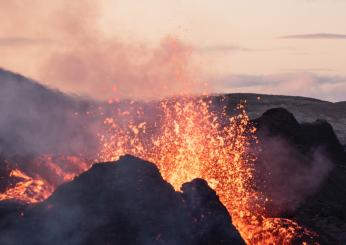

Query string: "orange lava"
[0, 169, 53, 204]
[99, 97, 320, 245]
[0, 155, 89, 204]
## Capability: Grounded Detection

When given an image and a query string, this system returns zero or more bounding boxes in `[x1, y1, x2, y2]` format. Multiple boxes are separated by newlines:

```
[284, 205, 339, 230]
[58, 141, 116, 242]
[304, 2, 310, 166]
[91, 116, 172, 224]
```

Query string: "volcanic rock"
[253, 107, 346, 243]
[0, 155, 245, 245]
[253, 107, 345, 160]
[181, 178, 243, 245]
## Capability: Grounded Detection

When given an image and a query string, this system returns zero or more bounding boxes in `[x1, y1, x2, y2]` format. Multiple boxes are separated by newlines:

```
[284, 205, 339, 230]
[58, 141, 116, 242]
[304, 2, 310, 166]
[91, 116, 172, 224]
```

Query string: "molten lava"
[0, 155, 89, 204]
[99, 97, 320, 245]
[0, 169, 53, 204]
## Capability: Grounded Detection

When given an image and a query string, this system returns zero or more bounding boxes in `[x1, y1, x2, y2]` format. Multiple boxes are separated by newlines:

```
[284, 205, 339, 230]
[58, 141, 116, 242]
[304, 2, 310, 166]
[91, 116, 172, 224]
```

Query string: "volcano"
[0, 69, 346, 244]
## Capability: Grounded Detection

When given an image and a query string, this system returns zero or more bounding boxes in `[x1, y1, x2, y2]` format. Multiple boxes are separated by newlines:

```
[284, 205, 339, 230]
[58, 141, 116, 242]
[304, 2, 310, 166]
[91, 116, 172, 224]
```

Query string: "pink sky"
[0, 0, 345, 101]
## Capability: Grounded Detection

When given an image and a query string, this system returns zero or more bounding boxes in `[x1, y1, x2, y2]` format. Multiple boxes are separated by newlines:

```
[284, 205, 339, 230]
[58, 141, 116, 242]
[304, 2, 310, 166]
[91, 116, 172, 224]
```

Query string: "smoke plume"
[0, 1, 204, 100]
[256, 135, 333, 216]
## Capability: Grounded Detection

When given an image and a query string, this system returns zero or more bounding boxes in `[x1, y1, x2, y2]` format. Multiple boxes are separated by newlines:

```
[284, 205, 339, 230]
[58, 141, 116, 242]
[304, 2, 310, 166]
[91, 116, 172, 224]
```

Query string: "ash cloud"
[42, 36, 200, 100]
[0, 1, 203, 100]
[256, 136, 333, 216]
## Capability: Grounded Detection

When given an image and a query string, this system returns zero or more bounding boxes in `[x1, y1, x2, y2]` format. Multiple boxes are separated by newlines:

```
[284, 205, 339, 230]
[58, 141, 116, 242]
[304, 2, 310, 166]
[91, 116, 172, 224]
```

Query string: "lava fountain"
[98, 97, 319, 245]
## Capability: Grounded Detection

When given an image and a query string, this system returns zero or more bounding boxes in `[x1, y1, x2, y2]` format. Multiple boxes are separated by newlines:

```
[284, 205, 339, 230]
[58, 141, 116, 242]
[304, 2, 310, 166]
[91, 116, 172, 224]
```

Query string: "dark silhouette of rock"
[300, 120, 345, 163]
[253, 107, 346, 243]
[0, 155, 245, 245]
[181, 179, 244, 245]
[254, 108, 300, 136]
[253, 107, 345, 161]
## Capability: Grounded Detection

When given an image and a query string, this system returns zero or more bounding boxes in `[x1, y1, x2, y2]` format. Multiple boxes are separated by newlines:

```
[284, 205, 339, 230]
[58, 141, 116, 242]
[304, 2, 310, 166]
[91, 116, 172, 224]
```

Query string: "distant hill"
[0, 68, 99, 157]
[221, 93, 346, 145]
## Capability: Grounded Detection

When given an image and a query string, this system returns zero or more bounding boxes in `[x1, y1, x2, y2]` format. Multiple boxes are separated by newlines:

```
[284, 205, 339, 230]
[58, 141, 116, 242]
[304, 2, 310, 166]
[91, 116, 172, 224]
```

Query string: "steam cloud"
[42, 36, 200, 100]
[256, 135, 333, 216]
[0, 0, 204, 100]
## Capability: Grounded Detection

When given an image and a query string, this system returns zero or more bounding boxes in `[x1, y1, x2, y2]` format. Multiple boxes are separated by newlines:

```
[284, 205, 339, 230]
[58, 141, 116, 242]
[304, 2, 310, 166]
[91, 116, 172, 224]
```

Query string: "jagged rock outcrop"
[181, 179, 244, 245]
[0, 155, 245, 245]
[253, 107, 346, 243]
[253, 107, 345, 162]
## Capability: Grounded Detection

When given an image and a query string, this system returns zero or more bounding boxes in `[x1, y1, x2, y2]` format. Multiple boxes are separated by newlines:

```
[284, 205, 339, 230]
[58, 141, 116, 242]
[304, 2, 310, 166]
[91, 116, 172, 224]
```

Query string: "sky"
[0, 0, 345, 101]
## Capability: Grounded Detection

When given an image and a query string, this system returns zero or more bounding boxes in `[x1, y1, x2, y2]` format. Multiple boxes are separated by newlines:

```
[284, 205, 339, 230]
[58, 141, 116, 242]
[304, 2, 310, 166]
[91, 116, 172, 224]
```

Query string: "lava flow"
[0, 155, 89, 204]
[99, 97, 320, 245]
[0, 169, 53, 204]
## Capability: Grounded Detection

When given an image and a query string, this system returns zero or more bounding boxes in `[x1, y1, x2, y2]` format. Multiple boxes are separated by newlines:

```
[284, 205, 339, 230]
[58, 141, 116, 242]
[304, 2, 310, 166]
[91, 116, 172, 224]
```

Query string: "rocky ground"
[0, 155, 245, 245]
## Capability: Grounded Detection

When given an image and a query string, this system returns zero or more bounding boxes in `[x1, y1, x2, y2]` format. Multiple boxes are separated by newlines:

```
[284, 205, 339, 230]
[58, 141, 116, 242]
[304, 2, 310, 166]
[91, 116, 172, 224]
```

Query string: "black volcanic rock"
[300, 120, 346, 163]
[0, 155, 245, 245]
[254, 108, 301, 138]
[181, 179, 243, 245]
[254, 107, 345, 162]
[253, 107, 346, 243]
